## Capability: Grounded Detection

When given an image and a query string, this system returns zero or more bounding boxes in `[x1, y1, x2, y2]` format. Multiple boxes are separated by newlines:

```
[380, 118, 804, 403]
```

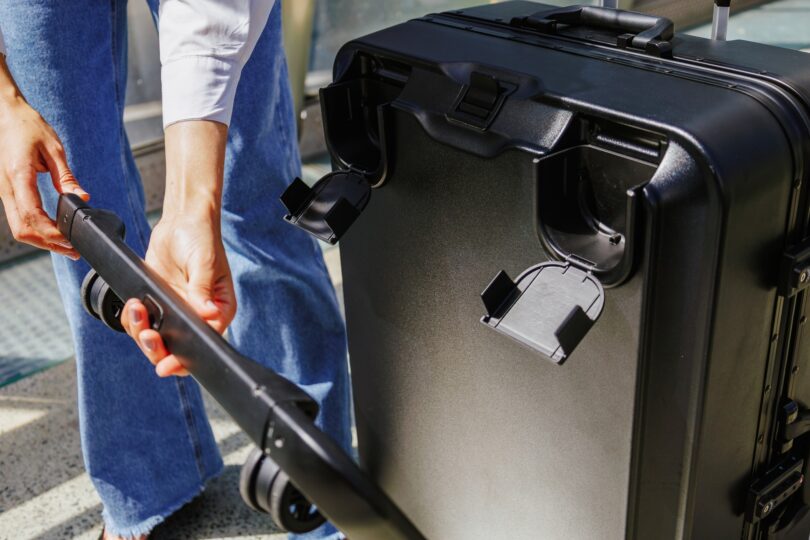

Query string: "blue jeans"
[0, 2, 351, 539]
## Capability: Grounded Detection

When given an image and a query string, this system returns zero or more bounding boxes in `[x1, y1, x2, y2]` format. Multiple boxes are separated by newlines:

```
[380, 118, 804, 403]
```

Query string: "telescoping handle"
[511, 5, 674, 57]
[56, 193, 425, 540]
[712, 0, 732, 41]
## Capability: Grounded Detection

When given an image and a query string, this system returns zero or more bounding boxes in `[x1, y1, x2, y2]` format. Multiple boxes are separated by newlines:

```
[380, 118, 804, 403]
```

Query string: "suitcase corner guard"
[480, 261, 605, 365]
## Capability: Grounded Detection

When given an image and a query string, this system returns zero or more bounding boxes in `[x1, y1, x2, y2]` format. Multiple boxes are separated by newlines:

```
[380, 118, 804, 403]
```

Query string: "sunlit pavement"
[0, 360, 287, 540]
[0, 248, 341, 540]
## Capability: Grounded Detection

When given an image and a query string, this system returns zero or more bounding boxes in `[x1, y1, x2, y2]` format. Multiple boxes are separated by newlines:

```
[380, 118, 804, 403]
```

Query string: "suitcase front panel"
[342, 111, 646, 539]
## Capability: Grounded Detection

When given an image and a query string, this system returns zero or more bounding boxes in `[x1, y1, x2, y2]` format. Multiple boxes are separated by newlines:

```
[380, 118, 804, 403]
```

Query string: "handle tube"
[711, 0, 731, 41]
[513, 5, 674, 55]
[56, 193, 425, 540]
[57, 193, 315, 447]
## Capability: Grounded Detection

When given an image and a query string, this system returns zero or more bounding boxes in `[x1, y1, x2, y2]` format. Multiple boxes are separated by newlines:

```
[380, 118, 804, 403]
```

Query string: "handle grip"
[511, 5, 674, 57]
[56, 193, 425, 540]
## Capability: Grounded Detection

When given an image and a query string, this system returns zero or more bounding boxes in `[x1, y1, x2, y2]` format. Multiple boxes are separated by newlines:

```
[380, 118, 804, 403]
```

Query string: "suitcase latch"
[778, 243, 810, 297]
[779, 400, 810, 453]
[480, 262, 605, 365]
[745, 454, 805, 524]
[447, 72, 510, 130]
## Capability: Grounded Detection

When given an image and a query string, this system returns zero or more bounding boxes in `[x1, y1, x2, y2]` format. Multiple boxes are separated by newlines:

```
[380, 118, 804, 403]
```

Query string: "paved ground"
[0, 247, 342, 540]
[0, 361, 286, 540]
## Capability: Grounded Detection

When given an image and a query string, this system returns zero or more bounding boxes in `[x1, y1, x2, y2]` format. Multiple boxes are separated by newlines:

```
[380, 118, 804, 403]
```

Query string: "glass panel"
[125, 1, 163, 146]
[686, 0, 810, 50]
[309, 0, 598, 73]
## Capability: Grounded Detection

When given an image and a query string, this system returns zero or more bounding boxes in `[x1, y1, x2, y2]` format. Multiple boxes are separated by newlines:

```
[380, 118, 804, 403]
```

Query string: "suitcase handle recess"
[511, 5, 674, 57]
[56, 193, 425, 540]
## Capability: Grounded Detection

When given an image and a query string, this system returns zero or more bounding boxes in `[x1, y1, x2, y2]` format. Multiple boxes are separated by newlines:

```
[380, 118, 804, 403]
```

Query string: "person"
[0, 1, 352, 539]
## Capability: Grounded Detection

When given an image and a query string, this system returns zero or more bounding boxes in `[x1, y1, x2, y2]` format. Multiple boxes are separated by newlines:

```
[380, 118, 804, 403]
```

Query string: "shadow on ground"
[0, 360, 287, 540]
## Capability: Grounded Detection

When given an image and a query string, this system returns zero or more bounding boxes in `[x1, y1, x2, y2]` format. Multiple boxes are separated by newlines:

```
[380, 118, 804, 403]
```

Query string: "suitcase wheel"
[80, 270, 125, 333]
[239, 447, 326, 534]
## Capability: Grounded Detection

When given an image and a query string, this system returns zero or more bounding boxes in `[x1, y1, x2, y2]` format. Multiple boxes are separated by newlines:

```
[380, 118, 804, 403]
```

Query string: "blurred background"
[0, 1, 808, 538]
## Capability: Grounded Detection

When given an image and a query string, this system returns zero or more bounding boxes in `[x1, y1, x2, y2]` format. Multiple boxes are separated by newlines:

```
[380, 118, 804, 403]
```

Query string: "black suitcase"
[282, 2, 810, 538]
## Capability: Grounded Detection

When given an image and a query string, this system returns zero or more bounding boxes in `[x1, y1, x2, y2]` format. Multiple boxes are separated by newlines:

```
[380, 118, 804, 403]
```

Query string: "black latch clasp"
[780, 400, 810, 453]
[745, 455, 805, 524]
[447, 72, 510, 130]
[779, 242, 810, 297]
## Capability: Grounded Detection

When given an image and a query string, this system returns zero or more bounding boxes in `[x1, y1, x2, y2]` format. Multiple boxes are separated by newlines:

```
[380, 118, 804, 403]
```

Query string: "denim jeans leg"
[0, 1, 223, 536]
[221, 5, 353, 540]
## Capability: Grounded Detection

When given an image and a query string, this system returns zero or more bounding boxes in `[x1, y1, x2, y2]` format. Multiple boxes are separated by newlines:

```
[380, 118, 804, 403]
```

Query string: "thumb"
[41, 143, 89, 201]
[186, 264, 221, 320]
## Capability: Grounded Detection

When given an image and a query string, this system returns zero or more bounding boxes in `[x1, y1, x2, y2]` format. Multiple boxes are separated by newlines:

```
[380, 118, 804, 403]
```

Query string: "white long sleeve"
[158, 0, 277, 127]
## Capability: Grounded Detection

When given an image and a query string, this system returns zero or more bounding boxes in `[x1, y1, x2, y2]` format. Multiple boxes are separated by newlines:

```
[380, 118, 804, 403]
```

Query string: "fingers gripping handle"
[57, 193, 317, 446]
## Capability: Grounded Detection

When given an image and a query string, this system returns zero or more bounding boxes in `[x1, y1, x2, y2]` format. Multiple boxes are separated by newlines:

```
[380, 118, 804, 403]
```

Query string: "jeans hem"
[101, 462, 224, 538]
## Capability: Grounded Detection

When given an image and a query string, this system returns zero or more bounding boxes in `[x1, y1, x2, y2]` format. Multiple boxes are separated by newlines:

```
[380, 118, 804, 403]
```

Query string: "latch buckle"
[778, 242, 810, 297]
[745, 455, 805, 524]
[447, 72, 512, 130]
[780, 400, 810, 453]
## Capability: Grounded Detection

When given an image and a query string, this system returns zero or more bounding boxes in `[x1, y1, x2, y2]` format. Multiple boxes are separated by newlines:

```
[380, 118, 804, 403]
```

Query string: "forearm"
[162, 120, 227, 221]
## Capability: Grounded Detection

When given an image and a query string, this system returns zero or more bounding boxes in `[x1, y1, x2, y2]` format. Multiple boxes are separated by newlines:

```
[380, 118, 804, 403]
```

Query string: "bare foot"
[102, 529, 148, 540]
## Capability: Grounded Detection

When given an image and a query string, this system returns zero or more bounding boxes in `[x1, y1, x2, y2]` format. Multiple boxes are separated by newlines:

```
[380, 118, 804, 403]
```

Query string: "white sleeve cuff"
[161, 55, 243, 128]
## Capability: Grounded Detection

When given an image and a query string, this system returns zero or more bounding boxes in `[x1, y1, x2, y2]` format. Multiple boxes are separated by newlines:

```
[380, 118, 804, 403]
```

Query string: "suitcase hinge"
[778, 243, 810, 297]
[745, 454, 805, 524]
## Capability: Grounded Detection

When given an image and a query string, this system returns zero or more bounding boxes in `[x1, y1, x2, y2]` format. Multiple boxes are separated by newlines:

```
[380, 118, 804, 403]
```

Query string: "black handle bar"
[56, 193, 425, 540]
[511, 5, 675, 56]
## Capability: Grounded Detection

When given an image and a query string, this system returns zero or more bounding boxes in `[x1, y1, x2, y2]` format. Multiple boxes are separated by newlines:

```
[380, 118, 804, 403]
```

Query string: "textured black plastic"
[480, 262, 605, 364]
[282, 172, 371, 244]
[325, 2, 810, 539]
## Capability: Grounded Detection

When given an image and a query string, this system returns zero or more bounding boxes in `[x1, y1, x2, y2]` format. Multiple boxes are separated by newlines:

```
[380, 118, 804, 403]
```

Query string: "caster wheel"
[80, 270, 125, 332]
[239, 447, 325, 533]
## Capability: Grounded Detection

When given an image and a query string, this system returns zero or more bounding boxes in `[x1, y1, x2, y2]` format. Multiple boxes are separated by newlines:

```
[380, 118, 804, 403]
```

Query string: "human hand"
[119, 119, 233, 377]
[0, 57, 88, 259]
[120, 214, 236, 377]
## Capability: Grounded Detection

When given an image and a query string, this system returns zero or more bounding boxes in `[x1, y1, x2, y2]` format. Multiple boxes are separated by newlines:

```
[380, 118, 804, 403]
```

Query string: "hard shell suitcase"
[284, 2, 810, 538]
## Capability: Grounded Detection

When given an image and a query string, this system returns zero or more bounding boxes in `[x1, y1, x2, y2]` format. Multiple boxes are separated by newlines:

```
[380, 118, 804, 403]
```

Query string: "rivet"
[800, 270, 809, 283]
